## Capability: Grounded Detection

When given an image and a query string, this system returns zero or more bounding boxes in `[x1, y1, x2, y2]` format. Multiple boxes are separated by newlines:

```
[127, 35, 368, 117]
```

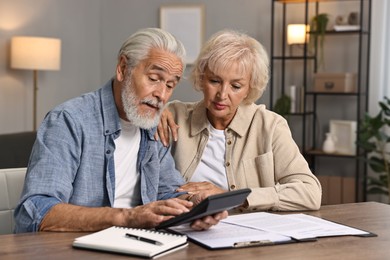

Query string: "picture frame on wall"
[329, 120, 357, 155]
[160, 4, 204, 64]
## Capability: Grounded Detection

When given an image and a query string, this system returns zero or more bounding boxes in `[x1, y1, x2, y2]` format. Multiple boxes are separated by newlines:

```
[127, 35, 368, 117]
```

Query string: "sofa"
[0, 132, 35, 234]
[0, 167, 27, 234]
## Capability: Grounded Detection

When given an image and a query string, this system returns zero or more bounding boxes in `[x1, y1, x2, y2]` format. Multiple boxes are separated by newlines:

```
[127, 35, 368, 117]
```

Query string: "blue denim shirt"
[14, 79, 185, 233]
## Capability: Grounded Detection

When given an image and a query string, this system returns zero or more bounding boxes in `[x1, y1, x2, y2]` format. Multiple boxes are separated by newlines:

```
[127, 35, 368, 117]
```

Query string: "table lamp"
[11, 36, 61, 130]
[287, 24, 309, 55]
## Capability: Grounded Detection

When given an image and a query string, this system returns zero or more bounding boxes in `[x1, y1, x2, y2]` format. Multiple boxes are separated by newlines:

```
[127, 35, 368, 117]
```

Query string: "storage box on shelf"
[313, 73, 357, 93]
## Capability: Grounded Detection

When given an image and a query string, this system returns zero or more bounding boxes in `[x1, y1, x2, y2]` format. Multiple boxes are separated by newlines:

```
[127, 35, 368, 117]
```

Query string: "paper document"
[222, 212, 371, 240]
[169, 212, 374, 249]
[170, 222, 291, 249]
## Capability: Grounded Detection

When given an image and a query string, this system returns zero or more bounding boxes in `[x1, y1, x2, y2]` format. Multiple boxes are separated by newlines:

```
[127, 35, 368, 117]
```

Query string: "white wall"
[0, 0, 102, 133]
[0, 0, 383, 135]
[0, 0, 269, 134]
[99, 0, 271, 109]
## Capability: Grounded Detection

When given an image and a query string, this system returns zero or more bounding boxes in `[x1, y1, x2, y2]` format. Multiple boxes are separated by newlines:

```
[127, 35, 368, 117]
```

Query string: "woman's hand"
[154, 108, 179, 147]
[180, 189, 229, 231]
[190, 211, 228, 230]
[177, 181, 226, 197]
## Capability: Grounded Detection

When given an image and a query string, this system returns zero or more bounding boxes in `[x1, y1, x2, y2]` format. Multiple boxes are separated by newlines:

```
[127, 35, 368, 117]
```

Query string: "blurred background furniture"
[0, 167, 27, 234]
[0, 132, 36, 168]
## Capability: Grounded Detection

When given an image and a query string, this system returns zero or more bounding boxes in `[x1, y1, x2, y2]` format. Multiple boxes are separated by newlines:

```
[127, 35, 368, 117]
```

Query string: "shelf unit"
[270, 0, 371, 202]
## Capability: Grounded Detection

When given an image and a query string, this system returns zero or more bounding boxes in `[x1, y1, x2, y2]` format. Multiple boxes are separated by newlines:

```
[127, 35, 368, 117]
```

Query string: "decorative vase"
[322, 132, 336, 153]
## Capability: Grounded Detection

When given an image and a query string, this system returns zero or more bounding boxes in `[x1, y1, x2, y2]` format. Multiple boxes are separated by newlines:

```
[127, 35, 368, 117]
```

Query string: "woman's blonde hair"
[191, 30, 269, 104]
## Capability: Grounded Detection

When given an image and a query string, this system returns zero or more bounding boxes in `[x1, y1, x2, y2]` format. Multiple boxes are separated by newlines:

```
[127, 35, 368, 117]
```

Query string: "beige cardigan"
[168, 100, 321, 211]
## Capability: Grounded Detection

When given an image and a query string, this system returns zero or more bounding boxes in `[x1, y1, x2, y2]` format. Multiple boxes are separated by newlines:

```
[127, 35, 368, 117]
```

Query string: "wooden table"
[1, 202, 389, 260]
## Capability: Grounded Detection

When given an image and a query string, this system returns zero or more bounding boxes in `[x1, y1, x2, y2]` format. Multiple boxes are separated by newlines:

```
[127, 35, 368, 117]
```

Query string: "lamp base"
[33, 70, 38, 131]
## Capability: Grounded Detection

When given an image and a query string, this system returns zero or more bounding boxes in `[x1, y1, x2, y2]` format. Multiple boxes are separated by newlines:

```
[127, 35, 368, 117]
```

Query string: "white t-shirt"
[113, 119, 141, 208]
[190, 124, 229, 190]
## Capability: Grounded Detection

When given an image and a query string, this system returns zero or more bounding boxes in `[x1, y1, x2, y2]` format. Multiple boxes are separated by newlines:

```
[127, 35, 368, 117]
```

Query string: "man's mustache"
[141, 98, 163, 110]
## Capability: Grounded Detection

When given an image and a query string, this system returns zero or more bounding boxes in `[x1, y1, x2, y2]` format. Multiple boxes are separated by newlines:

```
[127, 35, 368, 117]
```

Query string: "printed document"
[222, 212, 370, 240]
[169, 212, 373, 249]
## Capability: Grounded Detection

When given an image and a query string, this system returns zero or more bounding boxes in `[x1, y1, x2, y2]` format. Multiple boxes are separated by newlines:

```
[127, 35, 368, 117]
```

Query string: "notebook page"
[73, 226, 187, 257]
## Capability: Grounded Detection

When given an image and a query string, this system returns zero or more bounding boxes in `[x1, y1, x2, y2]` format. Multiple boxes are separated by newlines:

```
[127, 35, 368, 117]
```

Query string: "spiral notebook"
[73, 226, 188, 259]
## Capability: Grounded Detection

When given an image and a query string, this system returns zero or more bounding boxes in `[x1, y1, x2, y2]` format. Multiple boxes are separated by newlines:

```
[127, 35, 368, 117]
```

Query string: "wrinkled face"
[120, 48, 183, 129]
[202, 63, 251, 129]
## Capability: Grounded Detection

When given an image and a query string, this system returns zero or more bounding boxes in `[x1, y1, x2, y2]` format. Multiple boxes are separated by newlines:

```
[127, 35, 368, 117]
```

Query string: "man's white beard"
[121, 76, 164, 129]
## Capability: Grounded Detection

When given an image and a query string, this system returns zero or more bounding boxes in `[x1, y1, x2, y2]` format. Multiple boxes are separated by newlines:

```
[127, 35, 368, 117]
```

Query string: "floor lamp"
[11, 36, 61, 131]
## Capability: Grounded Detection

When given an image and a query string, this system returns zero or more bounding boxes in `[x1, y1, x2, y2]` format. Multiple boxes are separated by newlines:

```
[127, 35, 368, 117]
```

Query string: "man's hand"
[154, 108, 179, 147]
[123, 198, 192, 228]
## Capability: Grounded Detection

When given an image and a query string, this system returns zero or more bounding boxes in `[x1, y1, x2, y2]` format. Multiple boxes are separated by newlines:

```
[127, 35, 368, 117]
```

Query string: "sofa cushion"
[0, 168, 27, 234]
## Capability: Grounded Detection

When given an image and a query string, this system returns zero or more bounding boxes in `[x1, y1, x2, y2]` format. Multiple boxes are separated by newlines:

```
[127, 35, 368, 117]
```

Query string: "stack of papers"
[169, 212, 374, 249]
[223, 212, 371, 240]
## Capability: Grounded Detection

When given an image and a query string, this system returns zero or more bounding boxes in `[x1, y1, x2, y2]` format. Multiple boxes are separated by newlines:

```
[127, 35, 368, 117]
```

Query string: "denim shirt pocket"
[242, 151, 274, 188]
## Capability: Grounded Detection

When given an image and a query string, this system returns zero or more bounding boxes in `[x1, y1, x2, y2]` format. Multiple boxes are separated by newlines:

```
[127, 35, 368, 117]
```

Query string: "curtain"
[367, 0, 390, 203]
[369, 0, 390, 114]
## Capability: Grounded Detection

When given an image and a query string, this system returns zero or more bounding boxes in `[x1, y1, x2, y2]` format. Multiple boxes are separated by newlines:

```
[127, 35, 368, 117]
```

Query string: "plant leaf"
[368, 157, 387, 172]
[367, 187, 388, 195]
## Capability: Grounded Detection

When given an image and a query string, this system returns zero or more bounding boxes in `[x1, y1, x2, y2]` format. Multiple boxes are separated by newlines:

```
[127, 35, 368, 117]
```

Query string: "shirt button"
[227, 140, 232, 145]
[105, 130, 109, 134]
[226, 162, 230, 167]
[230, 184, 236, 190]
[106, 150, 111, 154]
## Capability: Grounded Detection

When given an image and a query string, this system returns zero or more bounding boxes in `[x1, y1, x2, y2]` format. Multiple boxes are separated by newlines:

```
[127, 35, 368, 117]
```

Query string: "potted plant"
[310, 13, 329, 70]
[273, 95, 291, 118]
[357, 97, 390, 203]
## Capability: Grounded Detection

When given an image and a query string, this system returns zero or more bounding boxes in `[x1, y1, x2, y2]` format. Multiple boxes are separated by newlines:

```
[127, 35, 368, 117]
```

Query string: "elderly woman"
[158, 30, 321, 211]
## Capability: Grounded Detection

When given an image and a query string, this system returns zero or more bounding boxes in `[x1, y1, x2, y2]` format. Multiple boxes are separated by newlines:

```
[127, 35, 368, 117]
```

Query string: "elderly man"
[14, 28, 226, 233]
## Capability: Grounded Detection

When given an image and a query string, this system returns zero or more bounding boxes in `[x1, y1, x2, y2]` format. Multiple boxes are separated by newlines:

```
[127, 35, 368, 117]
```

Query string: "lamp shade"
[11, 36, 61, 71]
[287, 24, 309, 45]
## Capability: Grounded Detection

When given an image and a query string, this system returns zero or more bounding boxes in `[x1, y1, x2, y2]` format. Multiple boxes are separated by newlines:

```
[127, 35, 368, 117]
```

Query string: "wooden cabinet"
[270, 0, 371, 203]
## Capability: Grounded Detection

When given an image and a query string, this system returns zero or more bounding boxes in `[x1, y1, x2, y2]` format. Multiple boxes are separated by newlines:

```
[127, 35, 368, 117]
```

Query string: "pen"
[233, 240, 273, 248]
[125, 233, 163, 246]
